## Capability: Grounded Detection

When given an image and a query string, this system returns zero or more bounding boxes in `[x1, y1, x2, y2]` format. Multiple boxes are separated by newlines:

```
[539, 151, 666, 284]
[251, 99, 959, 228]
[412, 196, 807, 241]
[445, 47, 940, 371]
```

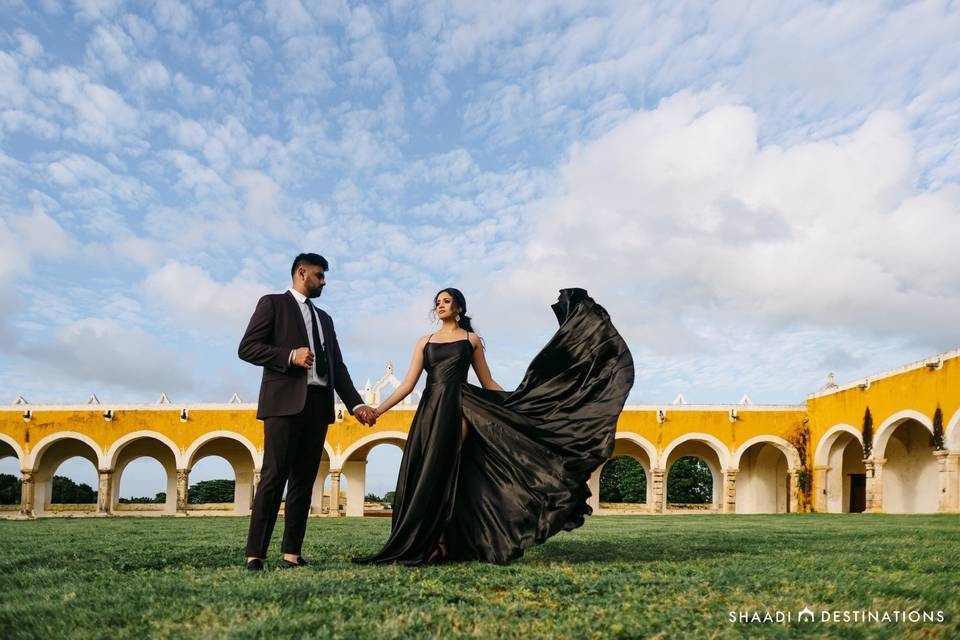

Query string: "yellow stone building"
[2, 348, 958, 518]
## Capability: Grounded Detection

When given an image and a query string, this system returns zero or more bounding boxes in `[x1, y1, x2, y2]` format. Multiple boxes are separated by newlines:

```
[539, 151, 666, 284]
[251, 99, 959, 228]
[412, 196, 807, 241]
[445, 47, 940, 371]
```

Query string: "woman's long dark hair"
[431, 287, 475, 333]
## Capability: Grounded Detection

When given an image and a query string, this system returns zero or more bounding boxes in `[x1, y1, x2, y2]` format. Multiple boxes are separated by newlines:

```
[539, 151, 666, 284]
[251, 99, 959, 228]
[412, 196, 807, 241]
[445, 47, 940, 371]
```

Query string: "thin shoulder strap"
[426, 332, 436, 344]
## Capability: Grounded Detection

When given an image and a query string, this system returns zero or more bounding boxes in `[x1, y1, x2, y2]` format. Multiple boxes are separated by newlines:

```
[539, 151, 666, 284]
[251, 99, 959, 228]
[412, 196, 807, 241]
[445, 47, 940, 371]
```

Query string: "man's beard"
[308, 285, 323, 298]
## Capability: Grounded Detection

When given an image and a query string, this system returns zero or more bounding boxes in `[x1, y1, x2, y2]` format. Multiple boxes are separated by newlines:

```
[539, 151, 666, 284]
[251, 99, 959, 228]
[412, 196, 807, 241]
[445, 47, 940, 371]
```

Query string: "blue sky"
[1, 0, 959, 497]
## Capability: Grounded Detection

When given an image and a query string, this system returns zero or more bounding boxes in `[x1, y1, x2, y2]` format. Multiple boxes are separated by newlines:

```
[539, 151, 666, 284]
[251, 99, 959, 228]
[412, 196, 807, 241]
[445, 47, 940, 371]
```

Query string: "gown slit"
[354, 289, 634, 565]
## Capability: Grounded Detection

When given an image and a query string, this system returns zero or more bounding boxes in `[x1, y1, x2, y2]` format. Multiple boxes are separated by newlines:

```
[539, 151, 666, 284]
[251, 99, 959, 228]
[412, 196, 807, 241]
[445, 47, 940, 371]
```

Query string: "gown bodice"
[423, 340, 473, 386]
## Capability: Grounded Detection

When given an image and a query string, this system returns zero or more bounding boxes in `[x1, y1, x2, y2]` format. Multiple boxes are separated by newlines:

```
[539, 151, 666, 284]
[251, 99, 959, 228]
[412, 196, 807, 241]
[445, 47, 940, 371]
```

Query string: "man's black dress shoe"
[279, 556, 307, 568]
[245, 558, 264, 571]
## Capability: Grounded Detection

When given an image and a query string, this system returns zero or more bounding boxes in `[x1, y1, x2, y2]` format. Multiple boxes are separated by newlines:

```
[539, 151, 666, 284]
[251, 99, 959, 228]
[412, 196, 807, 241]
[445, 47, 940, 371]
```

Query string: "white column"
[586, 467, 601, 513]
[176, 468, 189, 516]
[19, 470, 34, 518]
[788, 469, 800, 514]
[813, 465, 829, 512]
[96, 470, 113, 515]
[722, 469, 737, 514]
[935, 451, 959, 513]
[343, 460, 367, 517]
[651, 469, 665, 513]
[864, 458, 884, 513]
[311, 461, 329, 515]
[329, 470, 342, 517]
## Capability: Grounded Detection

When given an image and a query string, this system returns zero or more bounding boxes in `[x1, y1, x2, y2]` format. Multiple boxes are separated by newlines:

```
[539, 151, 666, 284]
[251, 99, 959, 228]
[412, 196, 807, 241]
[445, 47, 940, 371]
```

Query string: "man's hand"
[291, 347, 314, 368]
[354, 405, 377, 427]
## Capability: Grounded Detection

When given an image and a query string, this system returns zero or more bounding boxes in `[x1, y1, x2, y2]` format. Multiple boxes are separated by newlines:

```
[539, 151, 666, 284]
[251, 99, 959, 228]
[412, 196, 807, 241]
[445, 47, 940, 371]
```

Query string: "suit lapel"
[316, 308, 335, 379]
[285, 291, 309, 345]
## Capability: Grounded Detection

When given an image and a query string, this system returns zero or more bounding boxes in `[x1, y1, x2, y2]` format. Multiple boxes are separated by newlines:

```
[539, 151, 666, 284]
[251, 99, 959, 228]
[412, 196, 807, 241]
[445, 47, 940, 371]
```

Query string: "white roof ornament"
[86, 394, 101, 405]
[13, 395, 28, 405]
[738, 394, 753, 405]
[671, 393, 687, 405]
[819, 373, 838, 392]
[229, 392, 243, 404]
[373, 364, 403, 404]
[157, 393, 171, 404]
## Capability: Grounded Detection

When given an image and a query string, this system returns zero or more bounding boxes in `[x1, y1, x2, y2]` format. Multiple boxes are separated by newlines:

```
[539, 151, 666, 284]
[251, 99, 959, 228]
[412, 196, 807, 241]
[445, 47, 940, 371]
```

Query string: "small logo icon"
[797, 607, 816, 622]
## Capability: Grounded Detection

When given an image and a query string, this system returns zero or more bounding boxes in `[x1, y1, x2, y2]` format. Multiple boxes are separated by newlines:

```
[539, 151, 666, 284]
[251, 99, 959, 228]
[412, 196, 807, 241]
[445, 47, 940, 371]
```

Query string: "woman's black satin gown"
[354, 289, 634, 565]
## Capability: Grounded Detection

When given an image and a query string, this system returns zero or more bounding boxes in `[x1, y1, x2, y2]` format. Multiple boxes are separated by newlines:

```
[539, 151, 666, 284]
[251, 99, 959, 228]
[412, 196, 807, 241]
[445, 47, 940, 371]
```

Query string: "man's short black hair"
[291, 253, 329, 278]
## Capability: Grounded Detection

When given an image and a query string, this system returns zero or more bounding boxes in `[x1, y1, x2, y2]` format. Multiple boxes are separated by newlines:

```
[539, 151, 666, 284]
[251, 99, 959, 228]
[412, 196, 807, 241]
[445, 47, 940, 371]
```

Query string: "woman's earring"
[456, 314, 461, 322]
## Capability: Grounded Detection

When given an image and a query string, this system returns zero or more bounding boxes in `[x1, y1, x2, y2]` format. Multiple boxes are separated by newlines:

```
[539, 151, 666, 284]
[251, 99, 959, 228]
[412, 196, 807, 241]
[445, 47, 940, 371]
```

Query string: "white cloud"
[72, 0, 121, 23]
[132, 59, 170, 92]
[142, 261, 272, 335]
[265, 0, 316, 36]
[30, 317, 195, 394]
[152, 0, 192, 34]
[492, 92, 960, 356]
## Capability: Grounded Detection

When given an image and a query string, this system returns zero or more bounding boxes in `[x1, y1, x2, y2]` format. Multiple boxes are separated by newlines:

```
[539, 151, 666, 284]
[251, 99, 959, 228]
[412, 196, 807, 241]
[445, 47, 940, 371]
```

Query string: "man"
[238, 252, 377, 571]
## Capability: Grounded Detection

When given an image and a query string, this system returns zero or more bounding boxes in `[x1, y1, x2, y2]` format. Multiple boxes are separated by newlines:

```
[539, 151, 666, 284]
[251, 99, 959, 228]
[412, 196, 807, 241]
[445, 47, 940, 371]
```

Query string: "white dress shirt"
[287, 287, 328, 387]
[287, 288, 366, 416]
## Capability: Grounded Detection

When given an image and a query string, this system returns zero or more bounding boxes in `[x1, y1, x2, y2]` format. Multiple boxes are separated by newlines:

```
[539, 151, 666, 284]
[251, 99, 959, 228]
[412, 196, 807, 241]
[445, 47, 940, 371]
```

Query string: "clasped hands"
[292, 347, 380, 427]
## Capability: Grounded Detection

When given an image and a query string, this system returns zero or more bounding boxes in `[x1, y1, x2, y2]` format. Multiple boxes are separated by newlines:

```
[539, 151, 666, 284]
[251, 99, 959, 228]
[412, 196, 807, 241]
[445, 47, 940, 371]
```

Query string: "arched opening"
[334, 434, 406, 517]
[187, 437, 254, 515]
[823, 432, 866, 513]
[360, 442, 404, 517]
[0, 442, 22, 512]
[881, 419, 938, 513]
[111, 436, 178, 516]
[666, 456, 716, 510]
[663, 437, 724, 512]
[736, 442, 790, 514]
[600, 456, 648, 509]
[308, 450, 332, 515]
[33, 438, 100, 516]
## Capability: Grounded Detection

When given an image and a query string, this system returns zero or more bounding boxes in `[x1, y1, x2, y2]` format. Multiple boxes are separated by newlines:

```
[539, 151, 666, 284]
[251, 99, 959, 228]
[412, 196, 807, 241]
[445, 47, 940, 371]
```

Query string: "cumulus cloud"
[142, 261, 272, 335]
[491, 91, 960, 358]
[30, 317, 195, 394]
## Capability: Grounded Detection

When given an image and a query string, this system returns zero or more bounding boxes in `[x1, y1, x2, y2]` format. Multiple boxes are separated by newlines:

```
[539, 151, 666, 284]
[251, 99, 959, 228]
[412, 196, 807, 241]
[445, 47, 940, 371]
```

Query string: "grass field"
[1, 514, 958, 639]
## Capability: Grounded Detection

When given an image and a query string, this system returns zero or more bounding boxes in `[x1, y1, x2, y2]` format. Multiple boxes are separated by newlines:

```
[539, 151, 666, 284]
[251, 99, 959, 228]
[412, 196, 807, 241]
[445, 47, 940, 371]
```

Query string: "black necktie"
[305, 299, 329, 380]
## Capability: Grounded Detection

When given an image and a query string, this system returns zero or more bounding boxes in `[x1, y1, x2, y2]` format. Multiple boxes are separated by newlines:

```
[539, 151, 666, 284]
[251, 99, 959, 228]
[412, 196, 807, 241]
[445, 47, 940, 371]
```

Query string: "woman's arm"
[376, 336, 428, 415]
[470, 333, 504, 391]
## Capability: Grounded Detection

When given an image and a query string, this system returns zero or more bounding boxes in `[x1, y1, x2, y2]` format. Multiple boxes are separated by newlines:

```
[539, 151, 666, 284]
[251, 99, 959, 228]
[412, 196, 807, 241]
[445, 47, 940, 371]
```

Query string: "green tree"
[364, 492, 382, 502]
[0, 473, 21, 504]
[51, 475, 97, 503]
[382, 491, 396, 507]
[862, 407, 874, 457]
[188, 479, 235, 503]
[666, 457, 712, 504]
[599, 457, 647, 502]
[933, 405, 944, 450]
[155, 492, 166, 504]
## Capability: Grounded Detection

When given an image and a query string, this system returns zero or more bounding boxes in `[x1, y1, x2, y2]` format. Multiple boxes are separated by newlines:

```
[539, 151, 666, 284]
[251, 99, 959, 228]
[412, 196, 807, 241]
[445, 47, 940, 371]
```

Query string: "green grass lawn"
[1, 514, 958, 639]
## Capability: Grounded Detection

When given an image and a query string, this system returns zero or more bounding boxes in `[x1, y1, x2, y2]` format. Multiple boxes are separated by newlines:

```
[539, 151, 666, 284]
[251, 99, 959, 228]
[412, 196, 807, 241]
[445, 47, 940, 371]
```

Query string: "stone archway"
[876, 417, 938, 513]
[108, 432, 180, 516]
[734, 443, 789, 513]
[0, 435, 24, 513]
[28, 433, 103, 517]
[814, 425, 866, 513]
[184, 434, 257, 515]
[590, 434, 658, 512]
[662, 435, 729, 512]
[335, 431, 407, 517]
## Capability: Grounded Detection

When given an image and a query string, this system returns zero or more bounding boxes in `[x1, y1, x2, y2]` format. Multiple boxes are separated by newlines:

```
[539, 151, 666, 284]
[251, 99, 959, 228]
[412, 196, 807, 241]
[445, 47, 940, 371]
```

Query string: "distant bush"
[188, 479, 235, 504]
[667, 457, 712, 504]
[600, 457, 647, 502]
[51, 476, 96, 504]
[0, 473, 21, 504]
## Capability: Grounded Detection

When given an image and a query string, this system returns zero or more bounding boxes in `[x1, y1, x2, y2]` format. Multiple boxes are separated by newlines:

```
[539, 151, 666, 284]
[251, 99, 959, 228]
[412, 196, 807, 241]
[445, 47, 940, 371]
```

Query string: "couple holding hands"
[239, 252, 634, 569]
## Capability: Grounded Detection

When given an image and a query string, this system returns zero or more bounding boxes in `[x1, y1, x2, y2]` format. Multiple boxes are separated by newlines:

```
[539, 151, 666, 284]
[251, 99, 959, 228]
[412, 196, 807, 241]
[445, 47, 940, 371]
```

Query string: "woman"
[354, 287, 633, 565]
